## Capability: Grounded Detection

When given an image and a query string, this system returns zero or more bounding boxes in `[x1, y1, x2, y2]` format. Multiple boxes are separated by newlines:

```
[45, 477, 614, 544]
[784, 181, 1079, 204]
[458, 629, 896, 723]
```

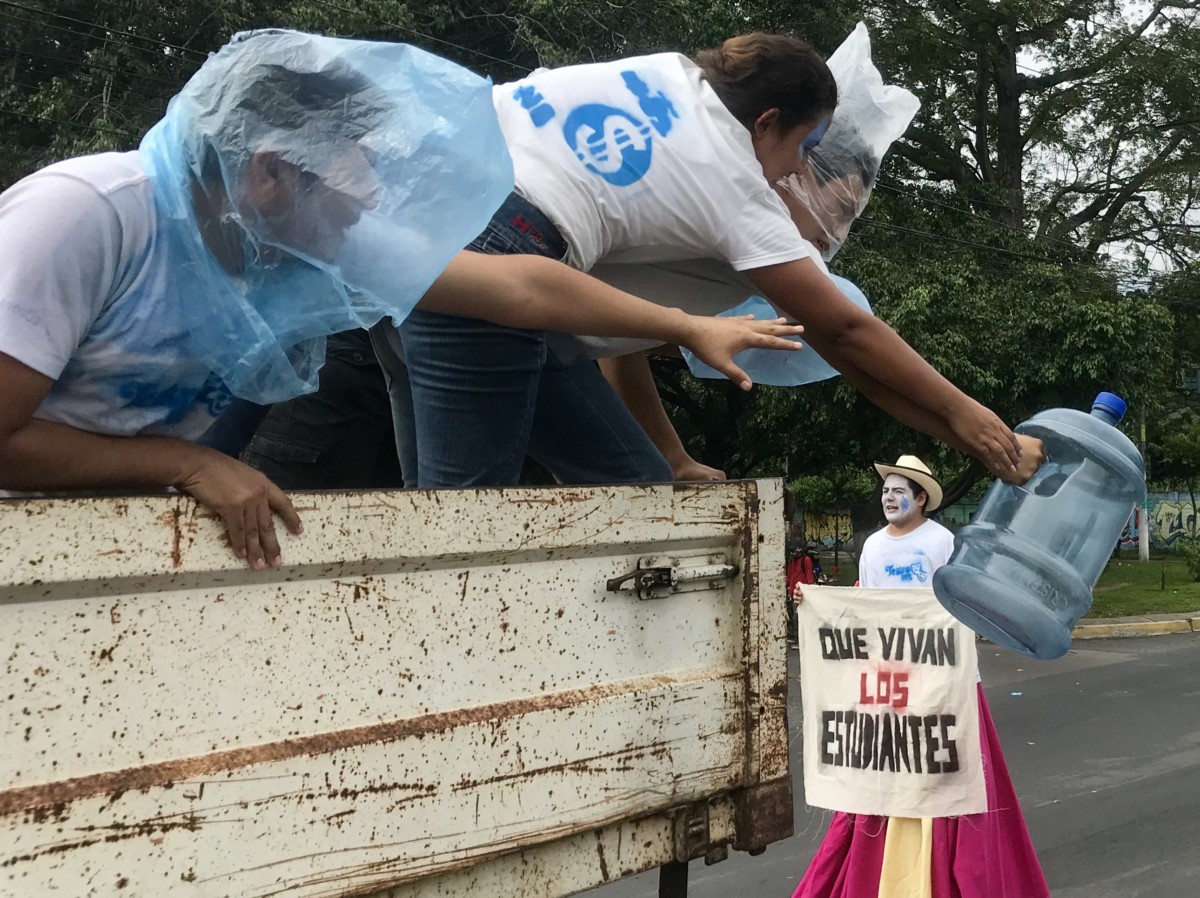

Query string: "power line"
[855, 216, 1091, 266]
[846, 215, 1182, 301]
[2, 45, 188, 91]
[3, 76, 167, 123]
[874, 179, 1088, 254]
[857, 221, 1166, 293]
[306, 0, 534, 73]
[0, 0, 207, 62]
[0, 10, 202, 72]
[875, 179, 1194, 267]
[0, 106, 127, 136]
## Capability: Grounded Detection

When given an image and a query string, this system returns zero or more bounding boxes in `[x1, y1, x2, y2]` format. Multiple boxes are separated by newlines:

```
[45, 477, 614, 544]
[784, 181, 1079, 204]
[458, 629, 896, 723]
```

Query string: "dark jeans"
[237, 330, 403, 490]
[378, 192, 672, 489]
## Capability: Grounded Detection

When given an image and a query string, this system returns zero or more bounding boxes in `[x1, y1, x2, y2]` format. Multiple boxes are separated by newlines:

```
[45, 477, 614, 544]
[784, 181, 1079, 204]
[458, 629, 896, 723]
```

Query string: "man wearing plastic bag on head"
[578, 119, 883, 465]
[561, 24, 1042, 483]
[0, 29, 804, 569]
[382, 27, 1043, 489]
[663, 117, 892, 388]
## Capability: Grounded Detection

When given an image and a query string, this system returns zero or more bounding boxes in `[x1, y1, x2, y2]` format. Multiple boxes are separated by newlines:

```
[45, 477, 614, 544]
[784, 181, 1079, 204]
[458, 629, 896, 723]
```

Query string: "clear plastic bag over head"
[681, 274, 873, 386]
[779, 22, 919, 260]
[139, 29, 514, 404]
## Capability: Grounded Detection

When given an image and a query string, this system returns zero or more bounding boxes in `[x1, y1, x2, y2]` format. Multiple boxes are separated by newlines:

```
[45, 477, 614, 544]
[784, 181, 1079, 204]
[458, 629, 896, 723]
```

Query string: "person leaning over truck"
[577, 124, 884, 483]
[379, 32, 1043, 490]
[0, 29, 804, 570]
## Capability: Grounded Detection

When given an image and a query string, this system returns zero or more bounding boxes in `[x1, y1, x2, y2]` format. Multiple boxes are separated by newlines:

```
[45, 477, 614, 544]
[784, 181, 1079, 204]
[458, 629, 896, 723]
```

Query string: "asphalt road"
[584, 632, 1200, 898]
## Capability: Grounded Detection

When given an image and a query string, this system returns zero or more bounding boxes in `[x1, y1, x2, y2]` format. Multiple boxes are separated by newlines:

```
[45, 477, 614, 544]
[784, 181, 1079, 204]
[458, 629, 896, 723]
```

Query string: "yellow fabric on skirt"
[877, 817, 933, 898]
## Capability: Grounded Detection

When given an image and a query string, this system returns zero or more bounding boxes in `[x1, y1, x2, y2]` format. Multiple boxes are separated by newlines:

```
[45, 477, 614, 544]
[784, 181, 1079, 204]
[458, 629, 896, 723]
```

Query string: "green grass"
[820, 557, 858, 587]
[813, 554, 1200, 618]
[1088, 557, 1200, 618]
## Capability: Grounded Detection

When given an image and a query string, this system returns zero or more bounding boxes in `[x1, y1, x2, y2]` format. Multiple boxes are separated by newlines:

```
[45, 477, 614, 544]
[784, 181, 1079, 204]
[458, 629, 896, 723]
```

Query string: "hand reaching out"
[679, 314, 803, 389]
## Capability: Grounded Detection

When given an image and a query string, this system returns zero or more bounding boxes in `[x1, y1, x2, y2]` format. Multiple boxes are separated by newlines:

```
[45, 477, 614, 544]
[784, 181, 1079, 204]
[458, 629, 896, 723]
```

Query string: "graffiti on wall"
[1116, 493, 1197, 550]
[801, 512, 855, 550]
[801, 494, 1197, 552]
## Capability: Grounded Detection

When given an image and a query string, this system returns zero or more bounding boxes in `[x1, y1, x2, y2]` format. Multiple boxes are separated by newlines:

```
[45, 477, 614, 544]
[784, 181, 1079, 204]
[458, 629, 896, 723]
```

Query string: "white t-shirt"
[858, 519, 956, 590]
[0, 152, 231, 440]
[494, 54, 814, 273]
[858, 519, 978, 682]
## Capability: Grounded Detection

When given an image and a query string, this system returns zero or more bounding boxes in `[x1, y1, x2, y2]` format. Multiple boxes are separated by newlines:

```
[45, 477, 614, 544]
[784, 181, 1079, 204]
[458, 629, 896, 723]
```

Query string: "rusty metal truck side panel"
[1, 481, 789, 897]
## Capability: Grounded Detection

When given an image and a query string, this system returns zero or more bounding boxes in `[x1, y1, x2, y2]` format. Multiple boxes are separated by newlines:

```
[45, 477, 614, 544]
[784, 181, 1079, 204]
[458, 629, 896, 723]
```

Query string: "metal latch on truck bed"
[606, 553, 739, 600]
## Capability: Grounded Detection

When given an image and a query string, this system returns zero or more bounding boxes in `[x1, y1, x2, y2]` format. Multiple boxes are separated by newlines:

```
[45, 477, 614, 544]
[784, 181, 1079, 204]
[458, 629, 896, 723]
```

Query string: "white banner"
[798, 585, 985, 817]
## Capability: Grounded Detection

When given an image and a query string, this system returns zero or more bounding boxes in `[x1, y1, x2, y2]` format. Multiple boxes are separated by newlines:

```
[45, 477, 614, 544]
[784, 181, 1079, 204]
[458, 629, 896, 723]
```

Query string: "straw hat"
[873, 455, 943, 513]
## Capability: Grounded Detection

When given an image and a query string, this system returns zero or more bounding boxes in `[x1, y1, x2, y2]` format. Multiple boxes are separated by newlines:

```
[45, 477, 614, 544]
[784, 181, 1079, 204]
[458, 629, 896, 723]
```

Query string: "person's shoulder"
[32, 151, 148, 198]
[860, 528, 886, 552]
[645, 52, 699, 74]
[922, 519, 956, 546]
[925, 519, 954, 537]
[9, 152, 152, 233]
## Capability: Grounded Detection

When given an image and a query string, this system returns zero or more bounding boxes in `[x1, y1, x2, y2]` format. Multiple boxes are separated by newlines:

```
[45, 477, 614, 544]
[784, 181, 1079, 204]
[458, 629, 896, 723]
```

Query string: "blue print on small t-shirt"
[197, 376, 234, 418]
[884, 552, 933, 584]
[117, 372, 230, 425]
[513, 85, 555, 128]
[620, 71, 679, 137]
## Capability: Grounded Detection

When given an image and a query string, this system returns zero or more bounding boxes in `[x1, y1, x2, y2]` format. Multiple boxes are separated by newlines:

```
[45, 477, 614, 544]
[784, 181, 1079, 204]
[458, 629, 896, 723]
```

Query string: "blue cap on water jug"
[1091, 391, 1127, 424]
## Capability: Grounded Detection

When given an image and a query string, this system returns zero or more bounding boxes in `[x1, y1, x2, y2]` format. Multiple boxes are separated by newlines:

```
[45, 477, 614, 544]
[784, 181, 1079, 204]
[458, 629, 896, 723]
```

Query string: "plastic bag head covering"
[139, 29, 514, 404]
[680, 275, 873, 387]
[779, 22, 919, 260]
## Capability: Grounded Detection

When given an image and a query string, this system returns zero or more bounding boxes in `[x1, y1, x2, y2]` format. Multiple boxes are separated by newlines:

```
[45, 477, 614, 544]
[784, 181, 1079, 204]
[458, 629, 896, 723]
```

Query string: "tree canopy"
[0, 0, 1193, 521]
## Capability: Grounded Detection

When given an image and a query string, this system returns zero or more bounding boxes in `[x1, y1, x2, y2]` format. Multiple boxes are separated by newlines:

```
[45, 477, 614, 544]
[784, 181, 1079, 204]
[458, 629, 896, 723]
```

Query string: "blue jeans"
[385, 193, 671, 488]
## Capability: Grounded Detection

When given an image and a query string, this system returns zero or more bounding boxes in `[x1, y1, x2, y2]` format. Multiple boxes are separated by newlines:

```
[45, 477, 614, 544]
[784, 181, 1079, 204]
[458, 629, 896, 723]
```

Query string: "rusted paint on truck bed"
[1, 481, 789, 897]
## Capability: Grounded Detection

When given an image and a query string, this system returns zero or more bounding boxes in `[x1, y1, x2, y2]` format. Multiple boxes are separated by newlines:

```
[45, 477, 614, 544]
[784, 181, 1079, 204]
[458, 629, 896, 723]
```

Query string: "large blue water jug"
[932, 392, 1146, 660]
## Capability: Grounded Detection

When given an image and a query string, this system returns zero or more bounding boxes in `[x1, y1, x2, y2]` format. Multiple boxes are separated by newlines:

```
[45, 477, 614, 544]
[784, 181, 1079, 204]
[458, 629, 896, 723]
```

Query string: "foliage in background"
[1177, 540, 1200, 582]
[0, 0, 1195, 523]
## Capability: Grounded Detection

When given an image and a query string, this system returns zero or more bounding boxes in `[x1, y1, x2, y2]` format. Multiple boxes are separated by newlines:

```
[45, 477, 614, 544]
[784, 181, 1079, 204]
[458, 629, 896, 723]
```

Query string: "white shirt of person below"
[856, 454, 980, 682]
[857, 455, 954, 589]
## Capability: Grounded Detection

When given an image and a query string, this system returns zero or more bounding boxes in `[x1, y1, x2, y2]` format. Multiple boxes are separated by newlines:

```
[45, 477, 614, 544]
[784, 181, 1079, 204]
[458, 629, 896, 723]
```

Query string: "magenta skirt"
[793, 684, 1050, 898]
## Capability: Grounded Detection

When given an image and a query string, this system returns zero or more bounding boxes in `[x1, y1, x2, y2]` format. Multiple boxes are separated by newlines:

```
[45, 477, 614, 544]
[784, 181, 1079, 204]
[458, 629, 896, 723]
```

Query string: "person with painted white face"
[856, 456, 955, 589]
[793, 454, 1050, 898]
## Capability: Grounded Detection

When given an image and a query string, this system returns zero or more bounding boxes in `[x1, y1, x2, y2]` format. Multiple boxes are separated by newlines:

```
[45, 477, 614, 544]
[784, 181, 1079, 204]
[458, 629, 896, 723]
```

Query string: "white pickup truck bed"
[1, 480, 790, 897]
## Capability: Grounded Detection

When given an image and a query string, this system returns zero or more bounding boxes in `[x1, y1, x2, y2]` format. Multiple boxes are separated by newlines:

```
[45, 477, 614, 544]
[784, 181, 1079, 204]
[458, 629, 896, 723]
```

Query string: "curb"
[1071, 615, 1200, 640]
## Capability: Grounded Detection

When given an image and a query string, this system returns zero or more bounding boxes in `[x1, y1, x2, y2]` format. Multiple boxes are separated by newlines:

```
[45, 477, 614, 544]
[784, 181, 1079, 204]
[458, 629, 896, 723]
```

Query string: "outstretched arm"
[0, 353, 301, 570]
[746, 258, 1042, 483]
[598, 353, 725, 481]
[418, 251, 804, 390]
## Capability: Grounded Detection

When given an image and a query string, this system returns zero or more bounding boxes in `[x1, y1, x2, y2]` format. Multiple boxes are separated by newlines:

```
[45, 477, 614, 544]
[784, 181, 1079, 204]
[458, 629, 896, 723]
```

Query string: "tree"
[0, 1, 425, 188]
[0, 1, 1190, 517]
[635, 2, 1189, 505]
[848, 0, 1200, 268]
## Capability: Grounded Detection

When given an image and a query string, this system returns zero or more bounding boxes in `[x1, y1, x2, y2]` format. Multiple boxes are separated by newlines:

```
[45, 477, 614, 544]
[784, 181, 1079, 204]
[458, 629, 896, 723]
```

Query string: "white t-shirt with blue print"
[0, 152, 231, 441]
[858, 519, 979, 683]
[494, 54, 811, 273]
[858, 519, 955, 590]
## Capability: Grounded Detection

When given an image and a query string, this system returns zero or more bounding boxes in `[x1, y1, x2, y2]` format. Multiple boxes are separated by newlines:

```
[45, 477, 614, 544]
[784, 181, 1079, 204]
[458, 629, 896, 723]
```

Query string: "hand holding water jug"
[933, 392, 1146, 660]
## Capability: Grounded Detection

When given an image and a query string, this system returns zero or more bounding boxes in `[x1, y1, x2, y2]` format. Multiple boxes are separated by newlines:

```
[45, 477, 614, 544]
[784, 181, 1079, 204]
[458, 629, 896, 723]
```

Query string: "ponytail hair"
[694, 33, 837, 131]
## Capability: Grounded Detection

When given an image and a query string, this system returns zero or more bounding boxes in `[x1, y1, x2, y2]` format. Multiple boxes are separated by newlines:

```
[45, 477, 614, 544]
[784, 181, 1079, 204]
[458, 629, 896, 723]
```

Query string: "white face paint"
[881, 474, 923, 526]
